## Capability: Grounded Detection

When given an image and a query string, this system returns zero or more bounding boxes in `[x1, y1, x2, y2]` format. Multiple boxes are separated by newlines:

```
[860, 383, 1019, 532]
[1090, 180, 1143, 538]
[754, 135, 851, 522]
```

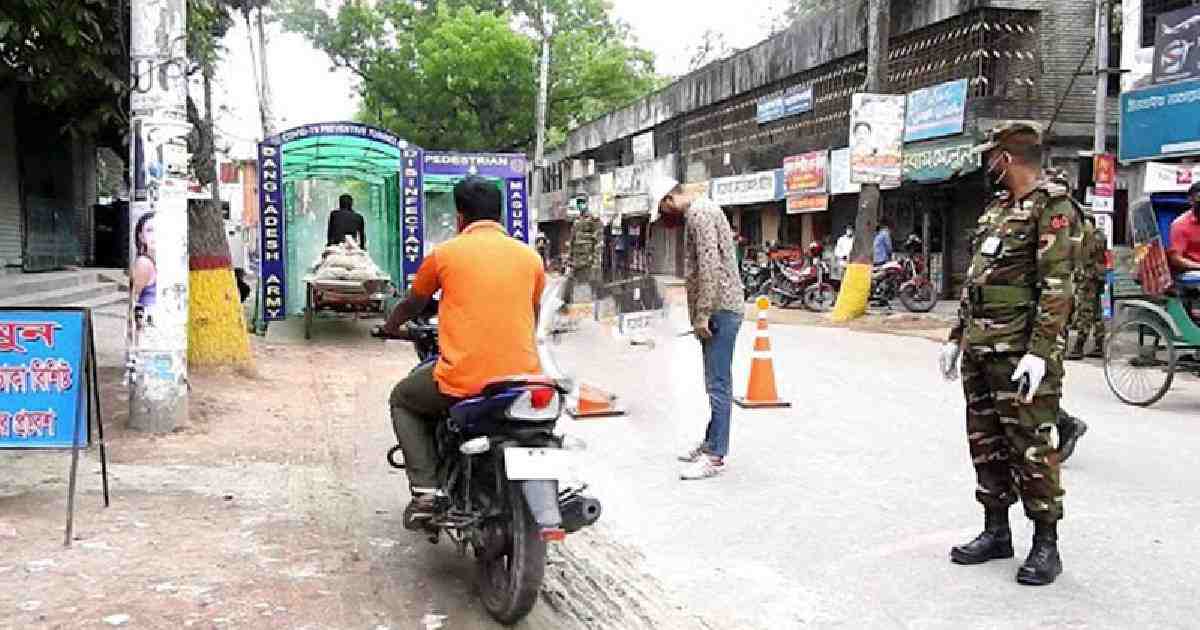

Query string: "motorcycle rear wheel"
[898, 281, 937, 313]
[477, 481, 546, 625]
[802, 283, 836, 312]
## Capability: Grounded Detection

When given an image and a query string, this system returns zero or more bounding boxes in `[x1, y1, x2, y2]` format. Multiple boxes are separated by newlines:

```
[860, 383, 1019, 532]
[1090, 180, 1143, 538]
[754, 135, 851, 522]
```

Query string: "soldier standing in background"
[1066, 215, 1107, 360]
[938, 122, 1077, 586]
[561, 202, 603, 307]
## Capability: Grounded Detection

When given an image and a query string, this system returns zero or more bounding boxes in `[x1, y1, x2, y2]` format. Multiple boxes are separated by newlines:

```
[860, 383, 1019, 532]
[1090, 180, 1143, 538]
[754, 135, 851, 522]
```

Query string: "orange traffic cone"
[568, 383, 626, 418]
[735, 297, 791, 409]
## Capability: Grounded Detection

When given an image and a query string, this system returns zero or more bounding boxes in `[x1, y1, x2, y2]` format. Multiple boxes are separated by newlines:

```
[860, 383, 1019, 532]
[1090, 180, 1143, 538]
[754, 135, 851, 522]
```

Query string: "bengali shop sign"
[783, 151, 828, 196]
[0, 310, 89, 449]
[904, 79, 968, 143]
[901, 137, 981, 183]
[850, 93, 906, 186]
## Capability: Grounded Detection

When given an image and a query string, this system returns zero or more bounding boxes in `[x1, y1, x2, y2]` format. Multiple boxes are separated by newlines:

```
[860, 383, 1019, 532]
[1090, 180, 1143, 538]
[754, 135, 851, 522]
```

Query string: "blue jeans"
[701, 310, 741, 458]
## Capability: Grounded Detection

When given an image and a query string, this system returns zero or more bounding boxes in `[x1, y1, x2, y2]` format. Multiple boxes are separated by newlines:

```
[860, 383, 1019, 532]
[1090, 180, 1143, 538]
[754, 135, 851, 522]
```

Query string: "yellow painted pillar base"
[187, 268, 253, 367]
[831, 263, 871, 323]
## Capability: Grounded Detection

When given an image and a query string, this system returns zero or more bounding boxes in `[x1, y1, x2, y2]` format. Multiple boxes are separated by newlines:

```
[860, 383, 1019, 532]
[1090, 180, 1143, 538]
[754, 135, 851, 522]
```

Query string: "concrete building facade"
[541, 0, 1124, 293]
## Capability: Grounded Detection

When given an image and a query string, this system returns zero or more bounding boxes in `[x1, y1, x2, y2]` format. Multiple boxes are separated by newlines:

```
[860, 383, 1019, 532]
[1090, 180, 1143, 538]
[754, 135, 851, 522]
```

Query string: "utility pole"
[833, 0, 890, 321]
[256, 5, 277, 135]
[532, 3, 552, 238]
[1094, 0, 1110, 155]
[128, 0, 190, 431]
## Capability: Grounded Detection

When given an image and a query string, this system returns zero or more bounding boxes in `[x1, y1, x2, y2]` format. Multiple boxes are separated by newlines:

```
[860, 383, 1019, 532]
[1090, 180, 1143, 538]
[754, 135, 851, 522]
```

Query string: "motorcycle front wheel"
[802, 283, 836, 312]
[477, 481, 546, 625]
[898, 280, 937, 313]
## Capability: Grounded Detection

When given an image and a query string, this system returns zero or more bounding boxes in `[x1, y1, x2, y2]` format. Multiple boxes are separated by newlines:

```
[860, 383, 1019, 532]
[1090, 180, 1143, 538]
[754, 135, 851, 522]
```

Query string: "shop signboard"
[903, 79, 968, 142]
[783, 151, 828, 196]
[614, 154, 676, 197]
[901, 136, 981, 184]
[599, 172, 616, 214]
[787, 195, 828, 214]
[1143, 161, 1200, 193]
[710, 170, 781, 207]
[631, 132, 655, 163]
[829, 148, 861, 195]
[1093, 153, 1116, 214]
[849, 93, 906, 186]
[757, 85, 814, 125]
[1119, 79, 1200, 162]
[1153, 6, 1200, 85]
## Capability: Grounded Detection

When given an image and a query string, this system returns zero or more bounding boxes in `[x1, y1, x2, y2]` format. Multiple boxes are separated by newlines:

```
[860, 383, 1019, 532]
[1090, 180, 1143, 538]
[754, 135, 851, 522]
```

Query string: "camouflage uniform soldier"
[1042, 168, 1090, 463]
[1066, 217, 1107, 360]
[561, 204, 603, 306]
[938, 122, 1077, 586]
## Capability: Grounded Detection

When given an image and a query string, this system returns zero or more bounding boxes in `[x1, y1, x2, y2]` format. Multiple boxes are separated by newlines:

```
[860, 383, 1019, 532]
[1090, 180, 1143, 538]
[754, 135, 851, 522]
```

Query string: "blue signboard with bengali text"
[757, 86, 814, 125]
[1119, 79, 1200, 162]
[904, 79, 968, 143]
[0, 310, 89, 449]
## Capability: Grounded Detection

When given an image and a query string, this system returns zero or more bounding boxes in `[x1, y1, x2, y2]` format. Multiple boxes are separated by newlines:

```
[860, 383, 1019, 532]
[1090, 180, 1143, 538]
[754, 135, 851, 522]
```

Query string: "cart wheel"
[305, 286, 314, 340]
[1105, 317, 1175, 407]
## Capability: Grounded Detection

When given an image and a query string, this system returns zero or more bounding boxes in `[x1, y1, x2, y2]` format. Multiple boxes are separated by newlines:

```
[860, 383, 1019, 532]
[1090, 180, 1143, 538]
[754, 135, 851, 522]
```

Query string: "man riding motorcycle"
[378, 176, 546, 522]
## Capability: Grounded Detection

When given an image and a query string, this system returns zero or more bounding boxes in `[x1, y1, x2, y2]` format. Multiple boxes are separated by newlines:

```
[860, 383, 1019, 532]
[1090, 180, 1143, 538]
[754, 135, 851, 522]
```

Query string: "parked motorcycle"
[372, 288, 601, 625]
[871, 255, 937, 312]
[741, 258, 770, 300]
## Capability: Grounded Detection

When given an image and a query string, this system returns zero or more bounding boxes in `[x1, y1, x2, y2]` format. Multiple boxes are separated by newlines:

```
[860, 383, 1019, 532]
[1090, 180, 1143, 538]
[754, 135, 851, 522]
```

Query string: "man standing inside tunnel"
[328, 193, 367, 249]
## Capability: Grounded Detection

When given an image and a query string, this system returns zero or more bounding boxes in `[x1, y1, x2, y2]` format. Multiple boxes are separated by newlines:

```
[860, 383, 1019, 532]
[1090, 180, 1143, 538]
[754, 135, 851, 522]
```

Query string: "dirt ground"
[0, 320, 706, 630]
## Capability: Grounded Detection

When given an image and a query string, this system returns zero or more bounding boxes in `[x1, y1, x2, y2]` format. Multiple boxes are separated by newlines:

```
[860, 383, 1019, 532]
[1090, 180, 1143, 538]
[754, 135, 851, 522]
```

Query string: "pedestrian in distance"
[650, 177, 745, 481]
[561, 203, 603, 309]
[938, 122, 1077, 586]
[1066, 215, 1107, 360]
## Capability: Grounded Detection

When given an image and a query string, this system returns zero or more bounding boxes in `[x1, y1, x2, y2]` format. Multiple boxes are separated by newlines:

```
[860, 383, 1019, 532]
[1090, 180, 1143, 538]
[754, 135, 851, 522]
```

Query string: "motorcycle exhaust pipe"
[559, 492, 602, 533]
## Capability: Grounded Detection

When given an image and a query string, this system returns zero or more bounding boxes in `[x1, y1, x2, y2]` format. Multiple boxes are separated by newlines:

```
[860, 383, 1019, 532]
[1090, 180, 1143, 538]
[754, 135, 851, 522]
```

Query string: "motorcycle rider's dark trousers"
[390, 362, 460, 493]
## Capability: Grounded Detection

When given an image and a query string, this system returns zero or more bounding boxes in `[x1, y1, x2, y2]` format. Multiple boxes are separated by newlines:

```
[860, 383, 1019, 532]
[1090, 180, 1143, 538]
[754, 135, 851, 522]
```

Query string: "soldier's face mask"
[986, 151, 1012, 188]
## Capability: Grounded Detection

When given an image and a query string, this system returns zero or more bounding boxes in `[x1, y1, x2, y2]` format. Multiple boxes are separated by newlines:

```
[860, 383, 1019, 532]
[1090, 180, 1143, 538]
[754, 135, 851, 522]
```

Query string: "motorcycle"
[799, 257, 839, 312]
[372, 287, 601, 625]
[765, 257, 806, 308]
[870, 255, 937, 312]
[741, 259, 770, 300]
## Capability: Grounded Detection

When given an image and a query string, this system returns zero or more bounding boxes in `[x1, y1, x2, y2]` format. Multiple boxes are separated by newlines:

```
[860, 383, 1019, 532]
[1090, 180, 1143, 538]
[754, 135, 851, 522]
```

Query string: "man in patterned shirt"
[650, 177, 745, 480]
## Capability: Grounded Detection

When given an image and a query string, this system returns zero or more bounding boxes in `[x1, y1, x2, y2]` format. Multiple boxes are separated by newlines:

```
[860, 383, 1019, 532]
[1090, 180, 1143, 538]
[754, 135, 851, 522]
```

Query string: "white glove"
[939, 342, 961, 381]
[1011, 354, 1046, 404]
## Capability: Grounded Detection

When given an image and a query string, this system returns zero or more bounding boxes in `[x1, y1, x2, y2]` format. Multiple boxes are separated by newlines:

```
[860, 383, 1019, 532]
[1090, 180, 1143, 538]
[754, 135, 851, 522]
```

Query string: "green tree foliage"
[282, 0, 661, 151]
[0, 0, 128, 140]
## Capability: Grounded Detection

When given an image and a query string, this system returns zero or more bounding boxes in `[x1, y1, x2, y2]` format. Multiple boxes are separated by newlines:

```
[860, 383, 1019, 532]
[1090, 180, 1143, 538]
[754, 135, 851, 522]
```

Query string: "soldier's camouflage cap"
[971, 121, 1044, 155]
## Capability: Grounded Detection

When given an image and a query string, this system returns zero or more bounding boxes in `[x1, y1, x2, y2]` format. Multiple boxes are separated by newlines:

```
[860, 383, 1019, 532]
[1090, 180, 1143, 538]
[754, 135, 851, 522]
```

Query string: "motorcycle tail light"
[506, 387, 562, 421]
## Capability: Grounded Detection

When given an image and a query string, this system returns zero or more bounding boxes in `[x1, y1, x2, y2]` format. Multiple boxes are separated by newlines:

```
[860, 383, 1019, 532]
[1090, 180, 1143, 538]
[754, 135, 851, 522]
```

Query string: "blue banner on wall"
[258, 141, 286, 321]
[1120, 79, 1200, 162]
[402, 148, 426, 290]
[0, 310, 88, 449]
[757, 85, 814, 125]
[904, 79, 968, 143]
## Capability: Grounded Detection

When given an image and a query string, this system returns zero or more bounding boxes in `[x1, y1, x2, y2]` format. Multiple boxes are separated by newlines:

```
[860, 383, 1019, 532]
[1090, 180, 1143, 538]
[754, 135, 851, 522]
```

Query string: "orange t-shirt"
[411, 221, 546, 398]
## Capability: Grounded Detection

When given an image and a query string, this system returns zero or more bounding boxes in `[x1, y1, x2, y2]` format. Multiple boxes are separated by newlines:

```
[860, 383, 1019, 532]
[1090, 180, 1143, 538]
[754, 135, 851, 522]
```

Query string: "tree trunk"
[187, 59, 252, 367]
[831, 0, 889, 323]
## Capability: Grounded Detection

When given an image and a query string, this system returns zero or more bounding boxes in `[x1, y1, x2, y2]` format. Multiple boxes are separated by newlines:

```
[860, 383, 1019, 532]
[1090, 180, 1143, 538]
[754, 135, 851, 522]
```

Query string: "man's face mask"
[986, 150, 1012, 188]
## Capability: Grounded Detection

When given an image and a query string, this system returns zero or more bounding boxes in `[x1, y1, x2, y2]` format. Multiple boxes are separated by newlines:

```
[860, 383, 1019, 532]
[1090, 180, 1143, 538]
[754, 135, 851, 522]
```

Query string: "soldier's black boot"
[950, 508, 1014, 565]
[1086, 333, 1106, 359]
[1057, 411, 1089, 464]
[1017, 521, 1063, 586]
[1066, 335, 1086, 360]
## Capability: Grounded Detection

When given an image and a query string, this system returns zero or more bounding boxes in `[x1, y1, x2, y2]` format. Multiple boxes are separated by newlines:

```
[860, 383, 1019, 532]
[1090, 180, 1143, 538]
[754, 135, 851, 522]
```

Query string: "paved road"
[550, 311, 1200, 630]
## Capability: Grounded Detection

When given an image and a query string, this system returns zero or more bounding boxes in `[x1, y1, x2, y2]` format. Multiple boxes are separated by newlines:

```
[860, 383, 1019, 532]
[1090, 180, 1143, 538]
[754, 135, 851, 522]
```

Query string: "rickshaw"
[1103, 196, 1200, 406]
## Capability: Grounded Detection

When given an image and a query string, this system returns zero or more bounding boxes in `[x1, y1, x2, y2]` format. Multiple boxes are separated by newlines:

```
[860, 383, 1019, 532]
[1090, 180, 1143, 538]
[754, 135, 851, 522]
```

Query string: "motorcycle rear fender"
[519, 480, 562, 530]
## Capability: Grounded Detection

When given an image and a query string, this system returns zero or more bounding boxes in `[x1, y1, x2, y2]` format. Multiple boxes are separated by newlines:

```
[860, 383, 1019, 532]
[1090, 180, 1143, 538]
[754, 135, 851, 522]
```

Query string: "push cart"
[303, 276, 393, 340]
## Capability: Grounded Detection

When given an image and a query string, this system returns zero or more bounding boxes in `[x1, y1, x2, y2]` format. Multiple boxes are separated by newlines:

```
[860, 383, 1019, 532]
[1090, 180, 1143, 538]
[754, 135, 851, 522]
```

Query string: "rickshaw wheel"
[1105, 317, 1176, 407]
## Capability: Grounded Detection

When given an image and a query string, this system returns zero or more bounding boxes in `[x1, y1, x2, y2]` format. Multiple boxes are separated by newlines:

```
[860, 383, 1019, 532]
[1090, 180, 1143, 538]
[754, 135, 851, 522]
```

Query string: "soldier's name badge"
[1022, 200, 1034, 210]
[981, 236, 1002, 256]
